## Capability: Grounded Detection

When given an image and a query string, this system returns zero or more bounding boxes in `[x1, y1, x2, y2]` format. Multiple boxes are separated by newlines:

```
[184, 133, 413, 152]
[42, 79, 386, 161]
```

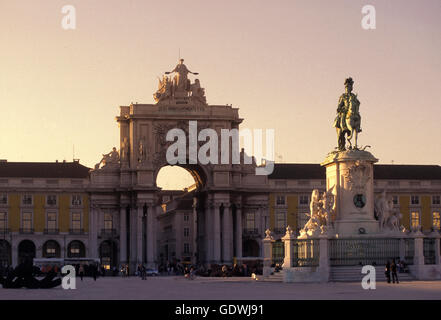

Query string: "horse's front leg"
[354, 131, 358, 149]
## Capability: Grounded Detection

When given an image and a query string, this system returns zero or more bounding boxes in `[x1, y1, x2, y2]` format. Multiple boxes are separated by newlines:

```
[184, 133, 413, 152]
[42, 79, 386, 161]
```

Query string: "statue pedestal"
[321, 149, 379, 236]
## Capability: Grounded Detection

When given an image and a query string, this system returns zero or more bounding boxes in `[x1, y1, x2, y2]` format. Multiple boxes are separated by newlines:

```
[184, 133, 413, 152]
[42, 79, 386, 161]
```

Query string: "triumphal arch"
[88, 59, 269, 270]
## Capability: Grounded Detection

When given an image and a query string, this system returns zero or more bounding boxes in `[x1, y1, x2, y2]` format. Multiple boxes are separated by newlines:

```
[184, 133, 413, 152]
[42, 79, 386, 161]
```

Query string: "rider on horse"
[334, 77, 362, 150]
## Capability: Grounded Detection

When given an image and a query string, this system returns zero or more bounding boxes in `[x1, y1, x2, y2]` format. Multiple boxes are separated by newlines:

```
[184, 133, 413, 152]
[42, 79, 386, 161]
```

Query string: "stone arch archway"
[42, 240, 61, 258]
[67, 240, 86, 258]
[0, 240, 11, 266]
[243, 239, 260, 257]
[18, 240, 36, 264]
[99, 240, 118, 269]
[89, 60, 270, 269]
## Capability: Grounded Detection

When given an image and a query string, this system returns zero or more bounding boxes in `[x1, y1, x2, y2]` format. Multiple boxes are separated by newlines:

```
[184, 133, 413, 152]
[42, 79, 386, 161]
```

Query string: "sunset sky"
[1, 0, 440, 188]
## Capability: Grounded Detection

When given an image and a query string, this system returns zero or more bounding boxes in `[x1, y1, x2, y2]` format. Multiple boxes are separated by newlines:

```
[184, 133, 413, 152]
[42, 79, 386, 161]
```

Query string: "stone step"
[330, 266, 414, 282]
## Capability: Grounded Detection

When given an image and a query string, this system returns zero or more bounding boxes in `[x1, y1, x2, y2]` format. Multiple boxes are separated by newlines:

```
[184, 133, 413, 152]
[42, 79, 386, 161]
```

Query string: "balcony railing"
[19, 228, 34, 234]
[100, 229, 118, 237]
[44, 228, 59, 235]
[69, 228, 85, 235]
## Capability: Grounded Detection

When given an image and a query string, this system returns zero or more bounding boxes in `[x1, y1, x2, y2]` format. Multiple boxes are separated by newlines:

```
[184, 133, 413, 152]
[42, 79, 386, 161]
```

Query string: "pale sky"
[1, 0, 440, 187]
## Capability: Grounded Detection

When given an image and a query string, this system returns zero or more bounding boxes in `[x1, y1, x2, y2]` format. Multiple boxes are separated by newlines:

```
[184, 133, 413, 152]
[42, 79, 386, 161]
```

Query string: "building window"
[411, 195, 419, 205]
[46, 212, 57, 230]
[297, 212, 309, 232]
[72, 195, 82, 206]
[22, 212, 32, 230]
[71, 212, 82, 231]
[183, 214, 189, 222]
[0, 212, 7, 231]
[276, 195, 286, 206]
[0, 194, 7, 205]
[46, 195, 57, 206]
[433, 195, 441, 205]
[183, 243, 190, 254]
[246, 212, 256, 230]
[411, 211, 420, 229]
[184, 227, 190, 237]
[22, 195, 32, 206]
[299, 195, 309, 206]
[275, 211, 286, 232]
[104, 213, 113, 230]
[433, 212, 441, 230]
[392, 196, 399, 205]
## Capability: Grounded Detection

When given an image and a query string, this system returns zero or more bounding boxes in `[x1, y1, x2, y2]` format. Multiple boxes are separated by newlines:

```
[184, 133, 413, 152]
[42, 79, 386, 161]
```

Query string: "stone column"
[147, 205, 155, 268]
[222, 204, 233, 264]
[235, 205, 243, 261]
[281, 226, 295, 269]
[318, 235, 330, 282]
[89, 206, 98, 259]
[213, 203, 221, 264]
[262, 230, 274, 277]
[204, 202, 213, 264]
[129, 206, 138, 271]
[11, 241, 18, 267]
[119, 207, 127, 264]
[192, 200, 198, 265]
[137, 205, 143, 264]
[412, 231, 425, 280]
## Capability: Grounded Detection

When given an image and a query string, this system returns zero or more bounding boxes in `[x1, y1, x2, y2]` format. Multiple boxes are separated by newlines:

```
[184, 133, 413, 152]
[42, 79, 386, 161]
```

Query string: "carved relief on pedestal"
[344, 160, 371, 211]
[344, 161, 370, 192]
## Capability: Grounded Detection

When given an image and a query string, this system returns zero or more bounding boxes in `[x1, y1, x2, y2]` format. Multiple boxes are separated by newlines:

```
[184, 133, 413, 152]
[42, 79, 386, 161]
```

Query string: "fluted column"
[213, 203, 221, 263]
[235, 205, 243, 260]
[90, 206, 98, 258]
[119, 206, 127, 264]
[205, 202, 213, 263]
[137, 204, 143, 264]
[147, 205, 155, 267]
[222, 204, 233, 263]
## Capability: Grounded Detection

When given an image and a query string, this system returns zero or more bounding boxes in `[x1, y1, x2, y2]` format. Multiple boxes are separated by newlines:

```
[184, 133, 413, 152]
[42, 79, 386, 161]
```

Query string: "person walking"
[385, 260, 391, 283]
[92, 264, 97, 281]
[141, 265, 147, 280]
[391, 259, 399, 284]
[79, 264, 85, 281]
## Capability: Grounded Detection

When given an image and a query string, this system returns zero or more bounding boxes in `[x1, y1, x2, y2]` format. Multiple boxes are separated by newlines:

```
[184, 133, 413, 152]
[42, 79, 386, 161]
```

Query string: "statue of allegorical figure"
[300, 187, 335, 237]
[154, 59, 206, 104]
[165, 58, 199, 91]
[95, 147, 120, 169]
[334, 77, 362, 151]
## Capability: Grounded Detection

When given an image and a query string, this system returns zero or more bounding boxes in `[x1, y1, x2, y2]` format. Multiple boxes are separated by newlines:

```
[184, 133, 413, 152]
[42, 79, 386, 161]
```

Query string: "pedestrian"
[385, 260, 391, 283]
[79, 264, 85, 281]
[141, 265, 147, 280]
[92, 264, 97, 281]
[391, 259, 399, 284]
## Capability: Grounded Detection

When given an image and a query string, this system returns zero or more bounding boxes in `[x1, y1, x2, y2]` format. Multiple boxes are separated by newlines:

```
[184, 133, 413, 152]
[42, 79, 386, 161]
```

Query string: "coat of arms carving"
[344, 161, 370, 192]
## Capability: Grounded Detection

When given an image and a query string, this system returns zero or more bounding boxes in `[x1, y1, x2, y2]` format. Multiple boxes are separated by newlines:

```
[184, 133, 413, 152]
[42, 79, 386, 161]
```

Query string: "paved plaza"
[0, 276, 440, 300]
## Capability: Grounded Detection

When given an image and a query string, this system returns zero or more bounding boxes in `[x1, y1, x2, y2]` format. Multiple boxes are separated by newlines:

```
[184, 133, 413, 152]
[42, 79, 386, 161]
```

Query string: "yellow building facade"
[0, 161, 90, 266]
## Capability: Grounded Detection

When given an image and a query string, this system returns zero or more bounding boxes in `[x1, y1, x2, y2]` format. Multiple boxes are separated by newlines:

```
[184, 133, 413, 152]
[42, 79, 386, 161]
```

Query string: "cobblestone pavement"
[0, 276, 440, 300]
